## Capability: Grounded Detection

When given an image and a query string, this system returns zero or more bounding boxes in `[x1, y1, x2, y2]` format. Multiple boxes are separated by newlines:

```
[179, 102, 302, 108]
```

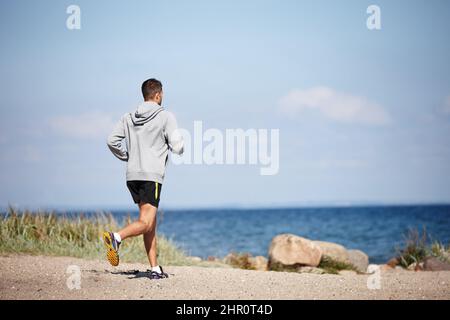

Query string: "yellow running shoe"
[102, 231, 120, 266]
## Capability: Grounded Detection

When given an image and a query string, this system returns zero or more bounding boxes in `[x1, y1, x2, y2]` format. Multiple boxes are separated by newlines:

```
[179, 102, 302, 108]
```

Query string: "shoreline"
[2, 207, 450, 266]
[1, 254, 449, 300]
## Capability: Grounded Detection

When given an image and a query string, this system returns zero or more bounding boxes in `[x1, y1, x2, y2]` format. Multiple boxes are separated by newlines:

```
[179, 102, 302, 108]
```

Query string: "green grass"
[430, 241, 450, 262]
[268, 256, 357, 274]
[0, 207, 191, 266]
[317, 256, 358, 274]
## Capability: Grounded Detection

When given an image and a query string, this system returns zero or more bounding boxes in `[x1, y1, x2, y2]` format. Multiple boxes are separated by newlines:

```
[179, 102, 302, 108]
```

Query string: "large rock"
[268, 234, 322, 268]
[423, 257, 450, 271]
[347, 249, 369, 273]
[312, 241, 349, 263]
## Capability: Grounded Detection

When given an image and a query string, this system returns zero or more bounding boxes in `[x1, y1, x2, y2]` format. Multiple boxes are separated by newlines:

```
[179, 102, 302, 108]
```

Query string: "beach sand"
[0, 254, 449, 300]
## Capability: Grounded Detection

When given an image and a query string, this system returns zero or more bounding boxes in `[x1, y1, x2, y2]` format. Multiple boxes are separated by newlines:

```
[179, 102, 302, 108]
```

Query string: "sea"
[100, 204, 450, 264]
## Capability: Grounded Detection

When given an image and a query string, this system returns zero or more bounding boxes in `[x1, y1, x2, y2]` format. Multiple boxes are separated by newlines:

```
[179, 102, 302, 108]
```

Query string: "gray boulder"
[347, 249, 369, 273]
[423, 257, 450, 271]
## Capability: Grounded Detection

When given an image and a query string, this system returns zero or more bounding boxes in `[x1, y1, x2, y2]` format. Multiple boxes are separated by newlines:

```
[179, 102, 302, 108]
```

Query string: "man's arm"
[107, 116, 128, 161]
[164, 112, 184, 155]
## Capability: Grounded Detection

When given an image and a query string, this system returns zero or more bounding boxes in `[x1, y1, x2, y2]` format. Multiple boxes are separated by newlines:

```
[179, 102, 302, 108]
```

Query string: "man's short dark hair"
[141, 78, 162, 101]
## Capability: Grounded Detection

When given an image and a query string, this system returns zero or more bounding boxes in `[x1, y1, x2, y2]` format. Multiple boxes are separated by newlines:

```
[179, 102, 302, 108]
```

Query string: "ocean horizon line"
[2, 201, 450, 213]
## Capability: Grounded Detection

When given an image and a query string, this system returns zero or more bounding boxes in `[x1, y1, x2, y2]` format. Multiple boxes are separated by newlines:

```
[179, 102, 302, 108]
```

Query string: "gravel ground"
[0, 254, 449, 300]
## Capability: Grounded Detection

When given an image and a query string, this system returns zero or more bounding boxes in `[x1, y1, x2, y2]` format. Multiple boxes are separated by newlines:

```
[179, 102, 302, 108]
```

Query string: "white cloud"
[49, 111, 117, 139]
[279, 86, 391, 125]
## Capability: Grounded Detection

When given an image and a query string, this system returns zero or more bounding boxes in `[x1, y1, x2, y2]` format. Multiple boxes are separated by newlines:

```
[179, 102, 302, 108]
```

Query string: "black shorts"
[126, 180, 162, 208]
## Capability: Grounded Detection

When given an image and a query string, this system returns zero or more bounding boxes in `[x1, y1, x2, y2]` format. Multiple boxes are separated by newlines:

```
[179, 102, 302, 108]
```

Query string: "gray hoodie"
[107, 101, 184, 183]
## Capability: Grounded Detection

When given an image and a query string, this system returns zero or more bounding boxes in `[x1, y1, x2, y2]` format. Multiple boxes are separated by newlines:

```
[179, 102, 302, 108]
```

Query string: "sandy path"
[0, 254, 449, 300]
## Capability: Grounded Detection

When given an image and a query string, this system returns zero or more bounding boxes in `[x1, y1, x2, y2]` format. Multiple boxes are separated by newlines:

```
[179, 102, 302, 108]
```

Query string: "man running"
[104, 78, 184, 279]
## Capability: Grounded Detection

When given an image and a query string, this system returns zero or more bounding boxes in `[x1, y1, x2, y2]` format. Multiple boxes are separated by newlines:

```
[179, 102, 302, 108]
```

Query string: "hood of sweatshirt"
[131, 101, 164, 126]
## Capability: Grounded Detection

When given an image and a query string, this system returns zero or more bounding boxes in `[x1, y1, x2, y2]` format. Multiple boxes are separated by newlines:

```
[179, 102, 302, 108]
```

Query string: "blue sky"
[1, 0, 450, 209]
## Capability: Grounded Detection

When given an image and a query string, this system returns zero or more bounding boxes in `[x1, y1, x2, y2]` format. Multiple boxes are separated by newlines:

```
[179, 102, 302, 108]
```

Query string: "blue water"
[100, 205, 450, 264]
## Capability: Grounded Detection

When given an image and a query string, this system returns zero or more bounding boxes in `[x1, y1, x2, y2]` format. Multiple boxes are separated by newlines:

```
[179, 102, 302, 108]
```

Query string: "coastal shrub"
[396, 227, 429, 268]
[0, 207, 191, 266]
[429, 241, 450, 263]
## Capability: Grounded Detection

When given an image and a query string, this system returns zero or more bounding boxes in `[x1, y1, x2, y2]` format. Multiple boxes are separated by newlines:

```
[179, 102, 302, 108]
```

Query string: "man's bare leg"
[118, 202, 157, 241]
[143, 213, 157, 267]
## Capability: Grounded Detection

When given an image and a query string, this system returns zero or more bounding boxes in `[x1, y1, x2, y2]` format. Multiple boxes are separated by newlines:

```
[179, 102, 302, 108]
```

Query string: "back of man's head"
[141, 78, 163, 101]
